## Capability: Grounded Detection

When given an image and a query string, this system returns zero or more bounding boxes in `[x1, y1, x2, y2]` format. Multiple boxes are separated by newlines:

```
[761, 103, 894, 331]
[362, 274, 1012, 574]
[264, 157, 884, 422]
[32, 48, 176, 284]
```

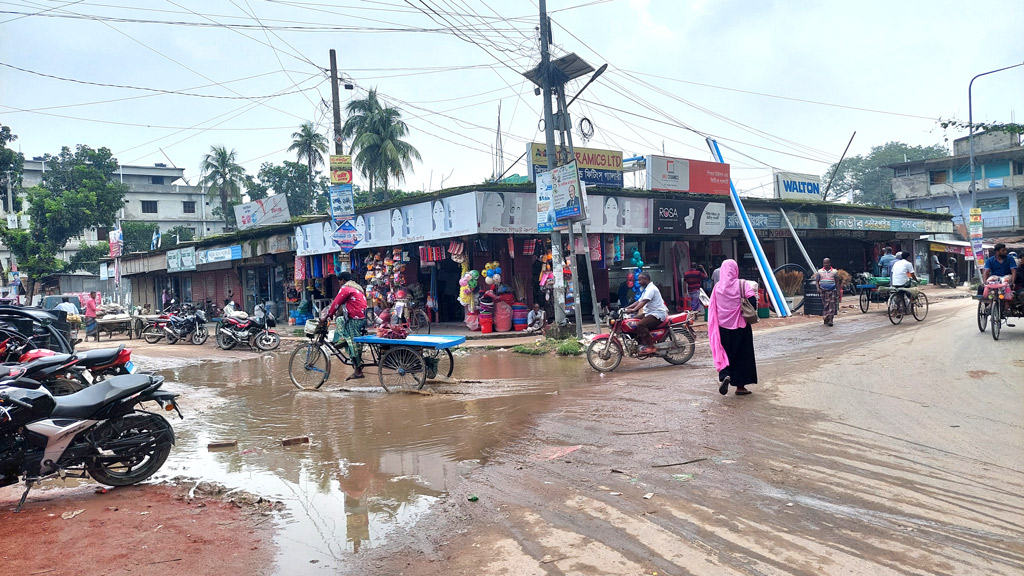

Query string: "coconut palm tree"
[340, 88, 421, 202]
[287, 122, 328, 209]
[200, 145, 245, 230]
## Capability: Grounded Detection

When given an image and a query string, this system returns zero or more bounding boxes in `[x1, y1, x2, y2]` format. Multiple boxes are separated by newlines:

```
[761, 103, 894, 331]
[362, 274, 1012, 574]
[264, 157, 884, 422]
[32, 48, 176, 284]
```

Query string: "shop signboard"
[199, 245, 242, 264]
[726, 211, 782, 230]
[178, 247, 197, 271]
[329, 184, 355, 225]
[646, 155, 731, 195]
[233, 195, 291, 230]
[930, 242, 971, 256]
[329, 155, 353, 185]
[552, 161, 586, 221]
[654, 199, 726, 235]
[166, 250, 181, 272]
[827, 214, 951, 233]
[969, 208, 984, 267]
[527, 143, 623, 188]
[266, 234, 294, 254]
[353, 192, 478, 250]
[478, 191, 540, 234]
[774, 172, 822, 200]
[295, 222, 337, 256]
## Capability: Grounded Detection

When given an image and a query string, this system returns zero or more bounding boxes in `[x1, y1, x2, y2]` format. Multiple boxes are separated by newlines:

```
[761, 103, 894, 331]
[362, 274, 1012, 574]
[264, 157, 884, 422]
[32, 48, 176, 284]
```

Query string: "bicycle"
[886, 280, 929, 325]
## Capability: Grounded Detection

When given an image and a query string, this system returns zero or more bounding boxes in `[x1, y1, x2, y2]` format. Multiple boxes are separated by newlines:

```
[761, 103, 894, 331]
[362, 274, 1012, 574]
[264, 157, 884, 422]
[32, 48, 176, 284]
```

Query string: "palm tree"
[340, 88, 421, 202]
[200, 146, 245, 230]
[287, 122, 328, 210]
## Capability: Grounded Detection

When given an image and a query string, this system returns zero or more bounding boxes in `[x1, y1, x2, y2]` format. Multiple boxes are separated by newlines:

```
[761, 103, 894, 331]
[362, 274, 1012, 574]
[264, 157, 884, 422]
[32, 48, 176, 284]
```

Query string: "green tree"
[251, 161, 328, 217]
[67, 242, 111, 275]
[0, 144, 127, 297]
[341, 88, 421, 202]
[165, 225, 196, 248]
[200, 146, 245, 230]
[287, 121, 328, 205]
[121, 221, 159, 253]
[0, 123, 24, 213]
[822, 141, 948, 206]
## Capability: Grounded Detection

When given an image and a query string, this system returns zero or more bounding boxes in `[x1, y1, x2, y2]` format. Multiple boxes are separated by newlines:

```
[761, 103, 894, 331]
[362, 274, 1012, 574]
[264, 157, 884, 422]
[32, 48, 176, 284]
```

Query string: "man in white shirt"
[623, 271, 668, 355]
[890, 252, 917, 288]
[526, 303, 545, 333]
[54, 296, 79, 315]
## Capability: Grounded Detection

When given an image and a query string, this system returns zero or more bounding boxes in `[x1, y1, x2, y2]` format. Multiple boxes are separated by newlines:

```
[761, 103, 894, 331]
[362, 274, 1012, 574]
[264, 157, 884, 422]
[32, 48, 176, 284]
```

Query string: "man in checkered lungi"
[815, 258, 839, 327]
[325, 271, 368, 380]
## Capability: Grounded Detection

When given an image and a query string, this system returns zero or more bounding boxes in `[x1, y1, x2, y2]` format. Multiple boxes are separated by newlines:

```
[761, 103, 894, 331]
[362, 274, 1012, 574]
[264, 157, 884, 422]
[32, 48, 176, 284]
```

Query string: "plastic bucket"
[480, 317, 493, 334]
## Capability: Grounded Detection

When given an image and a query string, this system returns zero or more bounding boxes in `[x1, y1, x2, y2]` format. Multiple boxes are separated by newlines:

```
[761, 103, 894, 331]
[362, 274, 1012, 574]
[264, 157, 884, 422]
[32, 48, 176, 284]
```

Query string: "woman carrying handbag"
[707, 259, 759, 396]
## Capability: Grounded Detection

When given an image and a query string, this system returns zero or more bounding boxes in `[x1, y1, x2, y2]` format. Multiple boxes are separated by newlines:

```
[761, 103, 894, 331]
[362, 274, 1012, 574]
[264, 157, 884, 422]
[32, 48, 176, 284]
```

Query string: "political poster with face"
[552, 161, 586, 221]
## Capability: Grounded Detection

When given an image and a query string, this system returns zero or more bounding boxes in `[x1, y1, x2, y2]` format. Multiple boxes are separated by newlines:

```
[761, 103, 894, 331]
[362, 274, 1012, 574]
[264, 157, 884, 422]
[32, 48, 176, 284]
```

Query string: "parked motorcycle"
[0, 371, 181, 510]
[586, 309, 697, 373]
[0, 339, 88, 396]
[19, 343, 138, 384]
[216, 300, 280, 351]
[941, 266, 958, 288]
[141, 304, 208, 345]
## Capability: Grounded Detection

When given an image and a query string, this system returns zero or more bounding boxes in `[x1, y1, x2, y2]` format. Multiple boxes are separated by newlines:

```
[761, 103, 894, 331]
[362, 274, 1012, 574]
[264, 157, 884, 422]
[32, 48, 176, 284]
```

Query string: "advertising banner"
[590, 195, 652, 234]
[774, 171, 822, 200]
[646, 155, 731, 195]
[552, 161, 586, 221]
[969, 208, 984, 267]
[204, 245, 243, 263]
[233, 195, 291, 230]
[653, 199, 726, 235]
[332, 219, 359, 253]
[330, 155, 353, 185]
[527, 143, 623, 188]
[354, 192, 478, 250]
[295, 221, 338, 256]
[477, 191, 540, 234]
[99, 263, 108, 281]
[329, 184, 355, 225]
[536, 171, 562, 233]
[178, 247, 197, 271]
[166, 250, 181, 272]
[108, 229, 123, 258]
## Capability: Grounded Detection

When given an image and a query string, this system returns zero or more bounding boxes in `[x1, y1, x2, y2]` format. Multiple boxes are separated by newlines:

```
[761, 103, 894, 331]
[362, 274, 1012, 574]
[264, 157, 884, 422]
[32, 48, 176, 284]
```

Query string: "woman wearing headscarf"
[707, 259, 758, 396]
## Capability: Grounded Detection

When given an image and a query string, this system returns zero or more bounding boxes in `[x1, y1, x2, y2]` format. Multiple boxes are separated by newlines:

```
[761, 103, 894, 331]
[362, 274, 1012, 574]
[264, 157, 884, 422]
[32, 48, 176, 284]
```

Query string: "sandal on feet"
[718, 375, 731, 395]
[735, 387, 752, 395]
[345, 373, 365, 381]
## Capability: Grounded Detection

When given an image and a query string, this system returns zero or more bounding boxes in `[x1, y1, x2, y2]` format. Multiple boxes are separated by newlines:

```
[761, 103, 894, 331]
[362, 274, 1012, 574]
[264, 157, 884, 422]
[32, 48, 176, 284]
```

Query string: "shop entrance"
[433, 259, 464, 323]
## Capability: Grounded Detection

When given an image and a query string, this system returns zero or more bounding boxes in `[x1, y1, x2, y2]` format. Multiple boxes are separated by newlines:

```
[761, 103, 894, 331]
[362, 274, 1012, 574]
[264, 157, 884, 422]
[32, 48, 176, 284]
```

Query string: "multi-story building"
[889, 131, 1024, 236]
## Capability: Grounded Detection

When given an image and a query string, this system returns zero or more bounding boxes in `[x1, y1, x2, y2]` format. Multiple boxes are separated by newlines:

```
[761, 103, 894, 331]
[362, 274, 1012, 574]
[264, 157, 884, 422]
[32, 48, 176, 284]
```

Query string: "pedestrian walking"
[84, 291, 98, 337]
[683, 262, 708, 312]
[708, 260, 758, 396]
[324, 271, 369, 381]
[814, 258, 839, 326]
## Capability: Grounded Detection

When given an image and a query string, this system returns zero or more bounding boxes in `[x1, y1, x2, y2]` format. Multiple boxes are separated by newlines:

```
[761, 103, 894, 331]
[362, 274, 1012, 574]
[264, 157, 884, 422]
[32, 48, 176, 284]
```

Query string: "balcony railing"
[983, 216, 1020, 230]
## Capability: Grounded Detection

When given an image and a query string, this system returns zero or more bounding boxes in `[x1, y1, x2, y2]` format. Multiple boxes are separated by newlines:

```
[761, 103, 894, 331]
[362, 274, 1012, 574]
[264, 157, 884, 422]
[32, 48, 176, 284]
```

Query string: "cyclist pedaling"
[890, 252, 918, 311]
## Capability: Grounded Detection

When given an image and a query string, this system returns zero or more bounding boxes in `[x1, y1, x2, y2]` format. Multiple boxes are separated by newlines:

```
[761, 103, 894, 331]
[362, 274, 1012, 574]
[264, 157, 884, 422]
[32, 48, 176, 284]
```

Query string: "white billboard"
[774, 172, 822, 201]
[478, 191, 540, 234]
[234, 195, 291, 230]
[353, 192, 478, 250]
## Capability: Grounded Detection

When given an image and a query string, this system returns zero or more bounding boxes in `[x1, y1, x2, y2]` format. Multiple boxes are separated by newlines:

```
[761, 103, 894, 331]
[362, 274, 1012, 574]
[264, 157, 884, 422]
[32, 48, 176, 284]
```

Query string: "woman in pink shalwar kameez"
[707, 260, 758, 396]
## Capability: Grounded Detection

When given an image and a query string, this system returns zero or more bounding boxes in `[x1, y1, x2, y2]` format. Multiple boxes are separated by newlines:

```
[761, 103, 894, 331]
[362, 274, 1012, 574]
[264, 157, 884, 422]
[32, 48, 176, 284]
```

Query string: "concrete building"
[889, 131, 1024, 236]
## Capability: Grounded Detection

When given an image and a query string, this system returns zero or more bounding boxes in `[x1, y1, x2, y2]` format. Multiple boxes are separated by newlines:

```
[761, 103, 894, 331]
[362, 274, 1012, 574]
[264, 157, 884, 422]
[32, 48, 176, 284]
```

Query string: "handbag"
[740, 293, 759, 325]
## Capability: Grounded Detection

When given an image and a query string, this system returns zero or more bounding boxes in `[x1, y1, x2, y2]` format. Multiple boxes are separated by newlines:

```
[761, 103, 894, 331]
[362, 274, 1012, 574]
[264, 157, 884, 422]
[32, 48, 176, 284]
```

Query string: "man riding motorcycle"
[621, 271, 668, 355]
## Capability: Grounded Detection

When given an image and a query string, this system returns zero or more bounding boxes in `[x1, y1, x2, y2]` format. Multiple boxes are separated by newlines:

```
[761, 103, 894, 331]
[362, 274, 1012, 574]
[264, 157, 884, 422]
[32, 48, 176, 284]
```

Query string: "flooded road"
[146, 348, 601, 574]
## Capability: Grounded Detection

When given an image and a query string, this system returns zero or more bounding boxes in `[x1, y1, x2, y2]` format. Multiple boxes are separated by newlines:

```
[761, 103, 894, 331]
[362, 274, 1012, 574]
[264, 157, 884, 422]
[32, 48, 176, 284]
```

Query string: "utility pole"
[4, 171, 16, 294]
[329, 49, 344, 155]
[538, 0, 567, 328]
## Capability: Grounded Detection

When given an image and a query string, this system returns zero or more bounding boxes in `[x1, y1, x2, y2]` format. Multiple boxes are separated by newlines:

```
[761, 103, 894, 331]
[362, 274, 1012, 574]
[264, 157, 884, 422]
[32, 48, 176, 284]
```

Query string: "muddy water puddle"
[147, 348, 601, 574]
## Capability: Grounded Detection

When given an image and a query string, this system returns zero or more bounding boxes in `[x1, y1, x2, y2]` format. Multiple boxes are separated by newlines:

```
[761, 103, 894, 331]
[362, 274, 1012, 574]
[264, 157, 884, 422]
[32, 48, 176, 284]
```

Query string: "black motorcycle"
[142, 304, 208, 345]
[216, 300, 280, 351]
[0, 370, 181, 511]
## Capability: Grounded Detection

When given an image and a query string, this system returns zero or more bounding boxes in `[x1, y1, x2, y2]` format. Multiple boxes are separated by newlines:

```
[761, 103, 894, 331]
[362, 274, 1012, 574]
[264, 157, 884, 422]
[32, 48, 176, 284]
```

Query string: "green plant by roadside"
[513, 342, 550, 355]
[555, 339, 583, 356]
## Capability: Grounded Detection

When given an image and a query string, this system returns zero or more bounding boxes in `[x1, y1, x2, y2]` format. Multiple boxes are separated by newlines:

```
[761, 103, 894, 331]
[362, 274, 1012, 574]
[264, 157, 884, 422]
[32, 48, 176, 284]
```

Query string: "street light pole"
[538, 0, 567, 328]
[967, 61, 1024, 277]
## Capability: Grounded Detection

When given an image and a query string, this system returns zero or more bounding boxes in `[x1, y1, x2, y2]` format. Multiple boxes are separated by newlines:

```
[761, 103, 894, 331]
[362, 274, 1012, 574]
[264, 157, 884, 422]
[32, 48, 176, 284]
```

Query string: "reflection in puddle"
[152, 349, 600, 574]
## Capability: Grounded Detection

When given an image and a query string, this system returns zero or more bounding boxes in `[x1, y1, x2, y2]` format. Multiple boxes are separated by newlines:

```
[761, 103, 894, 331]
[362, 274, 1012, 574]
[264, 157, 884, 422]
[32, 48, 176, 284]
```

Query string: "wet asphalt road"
[119, 295, 1023, 575]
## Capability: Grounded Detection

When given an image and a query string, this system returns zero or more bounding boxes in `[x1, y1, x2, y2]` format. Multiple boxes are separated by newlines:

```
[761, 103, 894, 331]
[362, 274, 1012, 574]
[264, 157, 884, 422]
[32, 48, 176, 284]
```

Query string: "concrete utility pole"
[330, 49, 344, 155]
[538, 0, 567, 328]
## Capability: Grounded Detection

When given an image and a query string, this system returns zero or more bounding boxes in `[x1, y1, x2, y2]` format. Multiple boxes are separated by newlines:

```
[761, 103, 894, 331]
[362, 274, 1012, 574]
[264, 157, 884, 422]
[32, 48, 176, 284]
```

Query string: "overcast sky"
[2, 0, 1022, 198]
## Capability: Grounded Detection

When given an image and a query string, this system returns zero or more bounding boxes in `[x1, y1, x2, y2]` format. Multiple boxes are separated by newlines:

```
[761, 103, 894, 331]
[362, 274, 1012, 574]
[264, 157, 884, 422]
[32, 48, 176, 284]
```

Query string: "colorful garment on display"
[294, 256, 307, 288]
[523, 239, 537, 256]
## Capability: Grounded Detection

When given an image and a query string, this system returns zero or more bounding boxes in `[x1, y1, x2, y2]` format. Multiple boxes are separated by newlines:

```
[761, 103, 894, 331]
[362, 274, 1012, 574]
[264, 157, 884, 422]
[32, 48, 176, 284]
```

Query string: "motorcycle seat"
[76, 345, 125, 366]
[24, 354, 76, 371]
[226, 318, 251, 328]
[51, 374, 156, 419]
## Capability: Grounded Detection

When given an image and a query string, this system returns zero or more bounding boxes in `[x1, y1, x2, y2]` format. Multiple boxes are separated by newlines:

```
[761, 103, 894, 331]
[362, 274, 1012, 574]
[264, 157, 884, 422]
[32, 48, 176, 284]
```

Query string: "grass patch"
[512, 343, 549, 355]
[512, 337, 584, 356]
[555, 339, 584, 356]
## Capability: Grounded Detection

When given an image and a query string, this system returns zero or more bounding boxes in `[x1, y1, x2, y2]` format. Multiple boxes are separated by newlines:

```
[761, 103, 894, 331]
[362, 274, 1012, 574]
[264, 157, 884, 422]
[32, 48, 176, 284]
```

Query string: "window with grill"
[182, 201, 196, 214]
[141, 200, 158, 213]
[151, 176, 165, 185]
[929, 170, 948, 185]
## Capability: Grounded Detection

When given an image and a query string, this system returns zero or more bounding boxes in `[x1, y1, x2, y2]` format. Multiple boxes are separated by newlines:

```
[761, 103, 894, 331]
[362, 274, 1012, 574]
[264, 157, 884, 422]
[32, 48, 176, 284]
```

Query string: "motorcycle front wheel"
[586, 337, 623, 373]
[85, 413, 174, 487]
[216, 329, 237, 350]
[255, 331, 281, 351]
[191, 326, 209, 345]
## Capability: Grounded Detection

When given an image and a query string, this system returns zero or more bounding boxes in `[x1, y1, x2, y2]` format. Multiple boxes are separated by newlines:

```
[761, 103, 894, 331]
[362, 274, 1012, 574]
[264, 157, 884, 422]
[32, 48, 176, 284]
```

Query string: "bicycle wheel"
[378, 346, 426, 392]
[977, 300, 989, 332]
[289, 343, 331, 390]
[423, 348, 454, 380]
[408, 309, 430, 334]
[991, 304, 1001, 341]
[887, 295, 904, 325]
[859, 290, 870, 313]
[911, 292, 929, 322]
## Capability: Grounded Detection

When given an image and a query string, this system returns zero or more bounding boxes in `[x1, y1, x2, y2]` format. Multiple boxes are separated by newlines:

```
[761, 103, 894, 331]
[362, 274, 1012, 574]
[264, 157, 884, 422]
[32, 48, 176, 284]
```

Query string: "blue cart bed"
[353, 334, 465, 349]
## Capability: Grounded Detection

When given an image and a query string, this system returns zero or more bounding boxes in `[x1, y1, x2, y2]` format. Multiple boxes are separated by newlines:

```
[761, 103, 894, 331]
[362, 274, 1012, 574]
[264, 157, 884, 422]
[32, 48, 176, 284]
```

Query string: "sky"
[1, 0, 1022, 199]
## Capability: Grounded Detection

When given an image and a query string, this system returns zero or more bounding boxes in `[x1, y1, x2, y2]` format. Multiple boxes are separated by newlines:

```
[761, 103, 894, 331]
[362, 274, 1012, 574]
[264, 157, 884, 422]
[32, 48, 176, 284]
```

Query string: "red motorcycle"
[586, 309, 697, 372]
